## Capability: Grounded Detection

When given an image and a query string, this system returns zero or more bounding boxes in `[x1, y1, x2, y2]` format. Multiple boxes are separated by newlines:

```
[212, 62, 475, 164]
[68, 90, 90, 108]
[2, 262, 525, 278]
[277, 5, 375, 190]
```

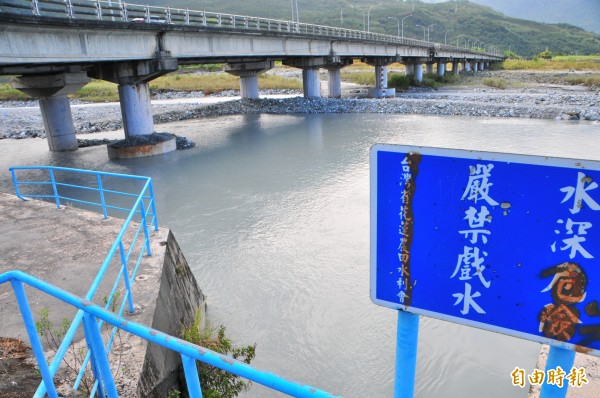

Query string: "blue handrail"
[0, 270, 338, 398]
[9, 166, 158, 397]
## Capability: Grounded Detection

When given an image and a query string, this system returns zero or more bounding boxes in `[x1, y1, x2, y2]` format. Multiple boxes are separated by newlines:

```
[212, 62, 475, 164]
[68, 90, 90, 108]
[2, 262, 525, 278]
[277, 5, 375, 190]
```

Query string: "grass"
[501, 59, 600, 71]
[150, 72, 301, 95]
[553, 55, 600, 62]
[564, 75, 600, 88]
[482, 78, 509, 89]
[71, 80, 119, 102]
[0, 84, 29, 101]
[0, 71, 303, 102]
[341, 71, 375, 86]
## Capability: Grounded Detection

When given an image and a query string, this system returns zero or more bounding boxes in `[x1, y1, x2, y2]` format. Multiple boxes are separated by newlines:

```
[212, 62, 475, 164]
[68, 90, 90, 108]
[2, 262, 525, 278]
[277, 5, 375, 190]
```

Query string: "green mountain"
[134, 0, 599, 57]
[446, 0, 600, 35]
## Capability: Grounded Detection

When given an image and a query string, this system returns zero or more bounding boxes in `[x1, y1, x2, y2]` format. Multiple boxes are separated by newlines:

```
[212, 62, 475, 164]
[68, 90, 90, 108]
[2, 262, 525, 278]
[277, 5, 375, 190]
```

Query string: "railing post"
[82, 313, 119, 398]
[97, 174, 108, 220]
[232, 14, 236, 28]
[10, 169, 26, 201]
[139, 201, 152, 256]
[65, 0, 74, 19]
[118, 240, 136, 313]
[148, 181, 159, 232]
[394, 310, 419, 398]
[540, 346, 575, 398]
[121, 3, 128, 22]
[48, 169, 61, 209]
[165, 7, 172, 24]
[217, 13, 221, 26]
[184, 8, 190, 25]
[95, 0, 102, 20]
[182, 354, 203, 397]
[31, 0, 41, 16]
[201, 11, 206, 26]
[11, 280, 60, 398]
[144, 5, 150, 23]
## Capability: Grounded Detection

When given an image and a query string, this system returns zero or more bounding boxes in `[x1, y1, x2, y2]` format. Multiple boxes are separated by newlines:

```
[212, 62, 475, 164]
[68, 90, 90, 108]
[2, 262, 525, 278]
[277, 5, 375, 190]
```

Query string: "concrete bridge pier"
[283, 57, 326, 98]
[426, 63, 434, 75]
[437, 60, 446, 77]
[364, 57, 398, 98]
[302, 69, 321, 98]
[465, 62, 472, 72]
[225, 61, 275, 99]
[12, 72, 90, 151]
[404, 64, 415, 75]
[325, 58, 352, 98]
[473, 62, 479, 73]
[479, 62, 485, 71]
[452, 61, 460, 75]
[91, 53, 178, 138]
[326, 68, 342, 98]
[414, 64, 424, 83]
[118, 83, 155, 137]
[284, 56, 352, 98]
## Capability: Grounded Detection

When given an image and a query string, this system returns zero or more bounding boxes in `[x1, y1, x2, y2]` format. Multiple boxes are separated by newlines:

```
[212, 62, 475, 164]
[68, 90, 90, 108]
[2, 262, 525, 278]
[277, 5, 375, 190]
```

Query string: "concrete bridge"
[0, 0, 503, 152]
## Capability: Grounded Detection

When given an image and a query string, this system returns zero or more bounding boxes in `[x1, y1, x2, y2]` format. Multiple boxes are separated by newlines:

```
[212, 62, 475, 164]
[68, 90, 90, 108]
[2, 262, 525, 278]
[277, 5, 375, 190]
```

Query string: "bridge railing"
[0, 0, 502, 57]
[0, 270, 338, 398]
[9, 165, 158, 397]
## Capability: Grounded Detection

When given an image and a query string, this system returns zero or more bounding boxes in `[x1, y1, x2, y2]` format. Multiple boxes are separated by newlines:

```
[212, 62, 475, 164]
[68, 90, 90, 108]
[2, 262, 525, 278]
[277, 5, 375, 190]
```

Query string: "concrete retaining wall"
[136, 230, 206, 397]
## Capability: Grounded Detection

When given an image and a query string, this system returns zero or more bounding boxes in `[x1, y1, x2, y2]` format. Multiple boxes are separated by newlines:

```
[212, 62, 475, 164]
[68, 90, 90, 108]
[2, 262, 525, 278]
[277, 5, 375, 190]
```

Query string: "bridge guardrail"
[0, 270, 338, 398]
[9, 165, 158, 397]
[0, 0, 502, 58]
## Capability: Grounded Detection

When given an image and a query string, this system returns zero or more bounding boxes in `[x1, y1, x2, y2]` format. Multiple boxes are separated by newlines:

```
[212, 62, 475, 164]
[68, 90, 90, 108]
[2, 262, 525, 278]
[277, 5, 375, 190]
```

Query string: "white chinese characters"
[453, 164, 498, 315]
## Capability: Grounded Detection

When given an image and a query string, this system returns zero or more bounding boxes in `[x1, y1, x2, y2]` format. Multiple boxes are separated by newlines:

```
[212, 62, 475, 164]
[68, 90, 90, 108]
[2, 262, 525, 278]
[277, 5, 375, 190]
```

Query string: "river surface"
[2, 113, 599, 397]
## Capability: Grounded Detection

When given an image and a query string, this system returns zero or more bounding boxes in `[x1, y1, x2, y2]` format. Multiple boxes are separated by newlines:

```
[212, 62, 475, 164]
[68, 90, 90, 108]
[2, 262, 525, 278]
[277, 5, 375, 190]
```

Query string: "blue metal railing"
[0, 270, 337, 398]
[7, 165, 337, 397]
[9, 165, 158, 397]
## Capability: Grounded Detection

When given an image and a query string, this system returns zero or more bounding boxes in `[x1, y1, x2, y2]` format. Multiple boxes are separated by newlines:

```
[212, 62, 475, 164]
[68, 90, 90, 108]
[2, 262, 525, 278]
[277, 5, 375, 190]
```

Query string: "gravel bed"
[0, 71, 598, 142]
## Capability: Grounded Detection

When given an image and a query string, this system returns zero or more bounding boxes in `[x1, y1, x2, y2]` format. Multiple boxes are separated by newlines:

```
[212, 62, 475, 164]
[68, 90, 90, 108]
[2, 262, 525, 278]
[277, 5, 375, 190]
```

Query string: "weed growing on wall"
[180, 309, 256, 398]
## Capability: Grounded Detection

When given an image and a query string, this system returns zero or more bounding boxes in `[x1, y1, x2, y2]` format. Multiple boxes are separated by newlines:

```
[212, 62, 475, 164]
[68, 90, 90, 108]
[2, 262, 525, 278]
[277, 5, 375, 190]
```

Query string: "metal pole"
[401, 14, 412, 38]
[394, 310, 419, 398]
[416, 24, 425, 41]
[445, 29, 453, 45]
[427, 23, 436, 42]
[387, 17, 400, 37]
[11, 280, 60, 398]
[540, 346, 575, 398]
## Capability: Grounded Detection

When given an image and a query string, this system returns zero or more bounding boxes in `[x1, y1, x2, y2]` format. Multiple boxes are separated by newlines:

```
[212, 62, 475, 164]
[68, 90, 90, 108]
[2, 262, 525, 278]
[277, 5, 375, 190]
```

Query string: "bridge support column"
[465, 62, 471, 72]
[479, 62, 485, 71]
[302, 69, 321, 98]
[414, 64, 424, 83]
[426, 63, 434, 75]
[118, 83, 154, 138]
[473, 62, 479, 73]
[283, 56, 352, 99]
[225, 61, 275, 99]
[453, 61, 460, 75]
[404, 64, 414, 75]
[437, 61, 446, 77]
[12, 72, 90, 151]
[327, 67, 342, 98]
[363, 57, 399, 98]
[90, 53, 178, 138]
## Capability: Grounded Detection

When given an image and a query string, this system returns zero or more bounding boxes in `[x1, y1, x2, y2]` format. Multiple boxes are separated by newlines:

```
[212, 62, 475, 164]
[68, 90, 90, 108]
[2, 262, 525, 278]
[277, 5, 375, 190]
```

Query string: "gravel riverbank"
[0, 70, 598, 141]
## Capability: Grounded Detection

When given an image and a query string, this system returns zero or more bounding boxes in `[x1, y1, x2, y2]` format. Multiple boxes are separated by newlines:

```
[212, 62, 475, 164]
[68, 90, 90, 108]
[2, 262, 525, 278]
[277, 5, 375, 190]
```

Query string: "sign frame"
[371, 144, 600, 356]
